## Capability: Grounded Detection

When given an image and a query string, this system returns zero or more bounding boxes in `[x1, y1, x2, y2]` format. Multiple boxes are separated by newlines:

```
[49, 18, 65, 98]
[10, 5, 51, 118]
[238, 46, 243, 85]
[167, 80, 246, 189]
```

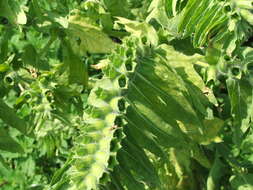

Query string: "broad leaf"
[62, 40, 88, 86]
[0, 128, 24, 153]
[0, 99, 28, 135]
[68, 10, 116, 54]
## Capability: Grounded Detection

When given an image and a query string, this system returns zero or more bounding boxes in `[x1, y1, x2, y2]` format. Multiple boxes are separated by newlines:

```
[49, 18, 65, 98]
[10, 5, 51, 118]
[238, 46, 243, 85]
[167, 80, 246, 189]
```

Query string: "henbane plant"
[51, 35, 225, 190]
[1, 0, 253, 190]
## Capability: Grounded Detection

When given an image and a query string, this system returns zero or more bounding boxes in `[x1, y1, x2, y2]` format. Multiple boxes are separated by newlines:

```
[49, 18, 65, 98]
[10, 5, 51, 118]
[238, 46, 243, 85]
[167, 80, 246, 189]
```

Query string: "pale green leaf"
[68, 10, 116, 54]
[116, 17, 158, 46]
[0, 0, 27, 25]
[146, 0, 170, 27]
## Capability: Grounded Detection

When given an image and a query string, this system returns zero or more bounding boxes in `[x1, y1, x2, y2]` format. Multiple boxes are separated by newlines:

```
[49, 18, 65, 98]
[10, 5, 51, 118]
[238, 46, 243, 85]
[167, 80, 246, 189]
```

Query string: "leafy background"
[0, 0, 253, 190]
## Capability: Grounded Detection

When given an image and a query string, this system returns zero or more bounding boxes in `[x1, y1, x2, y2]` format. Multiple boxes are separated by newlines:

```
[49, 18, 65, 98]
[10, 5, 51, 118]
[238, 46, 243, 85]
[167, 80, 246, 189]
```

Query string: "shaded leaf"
[62, 40, 88, 86]
[230, 174, 253, 190]
[22, 44, 38, 67]
[207, 152, 225, 190]
[0, 99, 28, 135]
[0, 128, 24, 153]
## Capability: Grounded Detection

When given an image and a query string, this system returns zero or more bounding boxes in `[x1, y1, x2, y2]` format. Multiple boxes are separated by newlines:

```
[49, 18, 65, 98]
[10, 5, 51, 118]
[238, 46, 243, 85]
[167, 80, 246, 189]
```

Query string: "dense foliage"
[1, 0, 253, 189]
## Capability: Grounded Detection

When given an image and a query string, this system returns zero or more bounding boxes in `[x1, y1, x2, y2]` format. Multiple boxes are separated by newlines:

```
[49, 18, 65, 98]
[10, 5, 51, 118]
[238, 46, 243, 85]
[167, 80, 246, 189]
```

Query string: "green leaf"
[22, 44, 38, 68]
[62, 39, 88, 86]
[0, 64, 10, 72]
[0, 0, 27, 25]
[226, 78, 253, 146]
[200, 118, 223, 145]
[101, 0, 131, 17]
[0, 128, 24, 153]
[191, 143, 211, 168]
[146, 0, 170, 27]
[167, 0, 253, 54]
[64, 38, 221, 189]
[230, 174, 253, 190]
[0, 99, 28, 135]
[116, 17, 159, 46]
[0, 155, 11, 177]
[51, 159, 73, 186]
[233, 0, 253, 25]
[207, 152, 225, 190]
[240, 131, 253, 164]
[68, 10, 116, 54]
[112, 166, 146, 190]
[0, 31, 10, 64]
[159, 44, 217, 107]
[117, 139, 160, 187]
